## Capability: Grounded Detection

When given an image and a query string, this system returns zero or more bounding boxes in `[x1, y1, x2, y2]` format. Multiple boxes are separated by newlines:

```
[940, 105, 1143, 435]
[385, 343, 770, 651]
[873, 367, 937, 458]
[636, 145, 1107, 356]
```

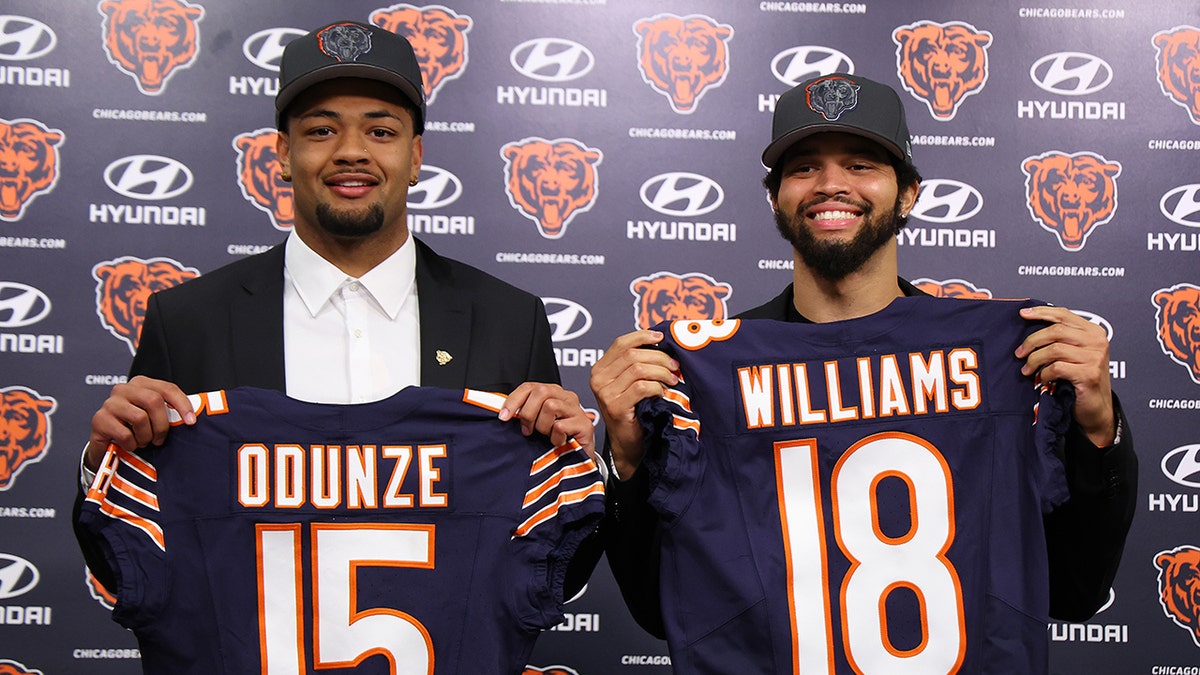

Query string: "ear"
[410, 135, 423, 180]
[899, 180, 920, 217]
[275, 132, 291, 176]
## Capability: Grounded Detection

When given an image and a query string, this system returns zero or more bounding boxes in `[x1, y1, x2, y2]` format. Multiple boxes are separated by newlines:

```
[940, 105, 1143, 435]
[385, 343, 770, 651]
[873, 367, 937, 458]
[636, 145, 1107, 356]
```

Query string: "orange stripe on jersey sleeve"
[530, 439, 584, 475]
[522, 461, 600, 508]
[114, 447, 158, 482]
[663, 387, 692, 412]
[99, 499, 166, 551]
[671, 414, 700, 436]
[514, 482, 605, 538]
[111, 473, 160, 511]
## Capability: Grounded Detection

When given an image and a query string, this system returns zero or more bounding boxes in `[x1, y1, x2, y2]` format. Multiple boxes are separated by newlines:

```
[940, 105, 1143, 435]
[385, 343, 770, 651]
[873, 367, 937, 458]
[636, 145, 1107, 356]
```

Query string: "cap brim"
[762, 123, 906, 169]
[275, 63, 424, 129]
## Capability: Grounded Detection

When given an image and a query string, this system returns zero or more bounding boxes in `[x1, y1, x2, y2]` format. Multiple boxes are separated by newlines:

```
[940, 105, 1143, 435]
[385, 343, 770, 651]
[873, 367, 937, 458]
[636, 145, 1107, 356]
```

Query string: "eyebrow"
[298, 109, 405, 123]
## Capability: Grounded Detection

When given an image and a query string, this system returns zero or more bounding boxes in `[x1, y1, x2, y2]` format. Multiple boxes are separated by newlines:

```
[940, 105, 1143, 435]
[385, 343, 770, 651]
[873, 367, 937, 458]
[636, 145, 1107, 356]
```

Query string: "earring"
[280, 171, 291, 182]
[409, 177, 419, 187]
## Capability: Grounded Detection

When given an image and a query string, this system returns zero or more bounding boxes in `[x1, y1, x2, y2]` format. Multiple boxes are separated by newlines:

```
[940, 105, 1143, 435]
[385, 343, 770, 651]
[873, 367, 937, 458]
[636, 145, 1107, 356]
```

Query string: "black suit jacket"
[605, 281, 1138, 637]
[75, 238, 585, 591]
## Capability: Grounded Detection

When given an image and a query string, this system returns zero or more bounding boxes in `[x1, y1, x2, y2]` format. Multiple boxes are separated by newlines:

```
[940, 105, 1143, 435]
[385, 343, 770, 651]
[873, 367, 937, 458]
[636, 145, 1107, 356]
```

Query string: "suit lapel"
[415, 239, 472, 388]
[230, 245, 287, 391]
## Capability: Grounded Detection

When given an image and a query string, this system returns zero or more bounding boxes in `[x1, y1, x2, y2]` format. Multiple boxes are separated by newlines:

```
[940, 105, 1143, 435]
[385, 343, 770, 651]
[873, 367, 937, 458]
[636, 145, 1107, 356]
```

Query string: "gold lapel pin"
[435, 350, 453, 366]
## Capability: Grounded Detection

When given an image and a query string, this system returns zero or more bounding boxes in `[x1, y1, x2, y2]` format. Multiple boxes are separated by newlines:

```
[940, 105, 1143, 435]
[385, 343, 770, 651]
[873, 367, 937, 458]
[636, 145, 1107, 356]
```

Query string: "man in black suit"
[78, 22, 596, 586]
[590, 73, 1136, 649]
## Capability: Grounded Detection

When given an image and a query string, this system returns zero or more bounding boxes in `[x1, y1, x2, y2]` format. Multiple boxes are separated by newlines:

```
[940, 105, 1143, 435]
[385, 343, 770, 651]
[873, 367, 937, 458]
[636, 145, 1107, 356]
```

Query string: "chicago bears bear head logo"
[0, 118, 64, 222]
[92, 256, 200, 354]
[317, 22, 371, 62]
[0, 386, 56, 492]
[634, 13, 733, 114]
[501, 137, 602, 239]
[233, 128, 292, 231]
[0, 660, 42, 675]
[1155, 545, 1200, 647]
[1021, 150, 1121, 251]
[806, 75, 860, 121]
[523, 668, 580, 675]
[370, 4, 471, 105]
[911, 278, 993, 299]
[893, 20, 992, 121]
[630, 271, 731, 330]
[86, 568, 118, 609]
[1153, 283, 1200, 384]
[98, 0, 205, 96]
[1153, 26, 1200, 125]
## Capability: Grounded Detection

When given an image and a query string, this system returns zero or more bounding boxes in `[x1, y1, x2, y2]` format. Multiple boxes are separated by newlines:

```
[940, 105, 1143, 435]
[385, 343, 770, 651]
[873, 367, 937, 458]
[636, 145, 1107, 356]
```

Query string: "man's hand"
[500, 382, 595, 458]
[86, 376, 194, 471]
[1017, 305, 1116, 447]
[589, 330, 679, 480]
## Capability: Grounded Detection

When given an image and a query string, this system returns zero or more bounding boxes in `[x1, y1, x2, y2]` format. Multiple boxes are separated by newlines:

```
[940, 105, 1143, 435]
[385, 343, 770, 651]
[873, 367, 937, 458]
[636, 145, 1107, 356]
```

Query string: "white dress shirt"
[283, 230, 421, 403]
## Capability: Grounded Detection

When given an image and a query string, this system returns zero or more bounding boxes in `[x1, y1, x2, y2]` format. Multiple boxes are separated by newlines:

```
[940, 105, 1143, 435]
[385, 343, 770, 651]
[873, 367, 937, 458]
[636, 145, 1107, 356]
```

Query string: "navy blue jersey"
[77, 386, 604, 675]
[638, 297, 1074, 675]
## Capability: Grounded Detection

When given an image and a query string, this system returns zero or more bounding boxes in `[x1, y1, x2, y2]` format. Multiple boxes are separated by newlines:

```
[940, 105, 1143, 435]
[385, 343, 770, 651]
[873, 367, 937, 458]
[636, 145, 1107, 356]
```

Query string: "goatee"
[315, 202, 386, 238]
[774, 197, 905, 281]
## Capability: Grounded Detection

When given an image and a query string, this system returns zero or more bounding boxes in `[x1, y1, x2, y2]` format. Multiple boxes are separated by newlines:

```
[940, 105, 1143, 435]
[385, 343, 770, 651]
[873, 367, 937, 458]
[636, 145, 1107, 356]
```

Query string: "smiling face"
[770, 132, 917, 281]
[276, 78, 422, 255]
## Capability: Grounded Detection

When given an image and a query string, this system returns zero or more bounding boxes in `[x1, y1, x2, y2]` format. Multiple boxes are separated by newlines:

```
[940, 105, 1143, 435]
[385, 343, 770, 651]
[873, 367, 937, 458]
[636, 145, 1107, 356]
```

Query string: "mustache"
[796, 195, 872, 214]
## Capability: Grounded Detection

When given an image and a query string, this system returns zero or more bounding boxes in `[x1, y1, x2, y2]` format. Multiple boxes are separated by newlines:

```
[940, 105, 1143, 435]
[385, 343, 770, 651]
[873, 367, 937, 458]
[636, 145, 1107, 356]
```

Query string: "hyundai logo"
[1071, 310, 1113, 342]
[0, 553, 39, 600]
[770, 46, 854, 87]
[407, 165, 463, 210]
[0, 15, 56, 61]
[640, 172, 723, 217]
[1159, 184, 1200, 228]
[103, 155, 194, 201]
[242, 27, 305, 72]
[1162, 444, 1200, 489]
[0, 281, 51, 328]
[510, 38, 594, 82]
[1030, 52, 1113, 96]
[542, 297, 592, 342]
[910, 179, 983, 223]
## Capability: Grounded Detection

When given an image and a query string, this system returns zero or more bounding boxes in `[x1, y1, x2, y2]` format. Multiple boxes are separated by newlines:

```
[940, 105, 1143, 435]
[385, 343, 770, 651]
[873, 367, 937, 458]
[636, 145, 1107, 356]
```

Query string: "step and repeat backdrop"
[2, 0, 1199, 673]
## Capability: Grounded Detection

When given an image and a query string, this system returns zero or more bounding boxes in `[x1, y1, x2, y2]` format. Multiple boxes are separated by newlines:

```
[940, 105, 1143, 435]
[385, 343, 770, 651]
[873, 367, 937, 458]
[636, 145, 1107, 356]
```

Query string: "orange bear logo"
[1153, 25, 1200, 125]
[1021, 151, 1121, 251]
[911, 278, 993, 299]
[92, 256, 200, 355]
[1153, 283, 1200, 385]
[501, 137, 602, 239]
[0, 386, 57, 492]
[233, 128, 292, 231]
[523, 668, 580, 675]
[634, 13, 733, 114]
[86, 567, 118, 610]
[1155, 545, 1200, 647]
[0, 660, 42, 675]
[98, 0, 205, 96]
[370, 4, 472, 105]
[630, 271, 731, 330]
[893, 20, 993, 121]
[0, 118, 65, 222]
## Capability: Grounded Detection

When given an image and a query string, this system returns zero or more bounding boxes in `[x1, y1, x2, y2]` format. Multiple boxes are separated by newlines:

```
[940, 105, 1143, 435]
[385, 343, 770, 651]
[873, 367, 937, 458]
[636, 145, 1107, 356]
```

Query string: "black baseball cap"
[762, 73, 912, 169]
[275, 20, 425, 134]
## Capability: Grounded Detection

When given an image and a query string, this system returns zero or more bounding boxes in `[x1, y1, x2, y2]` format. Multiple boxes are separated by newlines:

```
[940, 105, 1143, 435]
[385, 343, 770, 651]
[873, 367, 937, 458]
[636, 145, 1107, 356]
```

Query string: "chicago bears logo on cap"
[97, 0, 205, 95]
[893, 20, 992, 121]
[0, 385, 57, 492]
[501, 137, 602, 240]
[1154, 545, 1200, 647]
[317, 22, 372, 62]
[233, 128, 292, 231]
[370, 4, 472, 104]
[0, 118, 64, 222]
[806, 75, 860, 121]
[1153, 25, 1200, 125]
[910, 278, 993, 299]
[1021, 150, 1121, 251]
[634, 13, 733, 114]
[92, 256, 200, 355]
[630, 271, 731, 330]
[1152, 283, 1200, 384]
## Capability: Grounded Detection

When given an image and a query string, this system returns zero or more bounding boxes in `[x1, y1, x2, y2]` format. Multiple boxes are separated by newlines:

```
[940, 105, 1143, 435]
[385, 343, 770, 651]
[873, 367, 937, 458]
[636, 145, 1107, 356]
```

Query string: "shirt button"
[349, 282, 361, 292]
[353, 329, 363, 338]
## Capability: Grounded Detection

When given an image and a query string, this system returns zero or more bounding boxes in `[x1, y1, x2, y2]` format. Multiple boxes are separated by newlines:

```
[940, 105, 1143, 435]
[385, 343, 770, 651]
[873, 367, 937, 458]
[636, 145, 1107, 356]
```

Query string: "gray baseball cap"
[762, 73, 912, 169]
[275, 20, 425, 134]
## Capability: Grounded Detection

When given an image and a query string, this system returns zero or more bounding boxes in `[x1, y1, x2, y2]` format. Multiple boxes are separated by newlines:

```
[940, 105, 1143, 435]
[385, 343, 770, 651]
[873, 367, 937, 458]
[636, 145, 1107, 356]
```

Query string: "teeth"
[812, 210, 856, 221]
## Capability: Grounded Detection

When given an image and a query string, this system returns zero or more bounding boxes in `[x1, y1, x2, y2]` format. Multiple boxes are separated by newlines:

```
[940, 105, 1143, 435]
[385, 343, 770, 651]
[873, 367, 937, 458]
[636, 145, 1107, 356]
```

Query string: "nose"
[812, 164, 850, 196]
[332, 136, 369, 165]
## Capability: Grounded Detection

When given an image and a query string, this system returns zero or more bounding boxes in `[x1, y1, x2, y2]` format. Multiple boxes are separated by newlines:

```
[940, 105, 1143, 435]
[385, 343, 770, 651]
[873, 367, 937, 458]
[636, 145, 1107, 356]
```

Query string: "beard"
[774, 196, 905, 281]
[314, 201, 386, 238]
